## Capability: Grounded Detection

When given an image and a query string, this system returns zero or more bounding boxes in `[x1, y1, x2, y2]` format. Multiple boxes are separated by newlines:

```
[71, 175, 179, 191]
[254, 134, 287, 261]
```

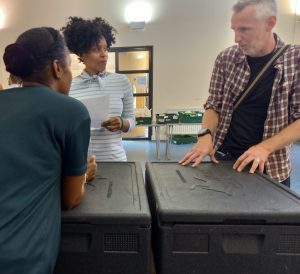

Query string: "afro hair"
[61, 16, 116, 56]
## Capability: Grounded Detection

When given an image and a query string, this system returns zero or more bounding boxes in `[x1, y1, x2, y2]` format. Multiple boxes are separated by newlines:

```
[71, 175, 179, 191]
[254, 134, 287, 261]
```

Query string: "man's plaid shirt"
[204, 34, 300, 182]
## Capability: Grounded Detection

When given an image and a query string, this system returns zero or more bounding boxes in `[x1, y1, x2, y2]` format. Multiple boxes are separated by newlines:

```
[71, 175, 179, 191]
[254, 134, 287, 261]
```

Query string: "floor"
[123, 140, 300, 194]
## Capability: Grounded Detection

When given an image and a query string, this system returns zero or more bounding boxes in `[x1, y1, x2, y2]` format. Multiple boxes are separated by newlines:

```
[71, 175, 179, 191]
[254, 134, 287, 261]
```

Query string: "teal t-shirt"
[0, 87, 90, 274]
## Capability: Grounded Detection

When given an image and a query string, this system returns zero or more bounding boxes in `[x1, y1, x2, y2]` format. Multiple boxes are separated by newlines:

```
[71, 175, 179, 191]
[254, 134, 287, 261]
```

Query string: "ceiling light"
[125, 2, 152, 30]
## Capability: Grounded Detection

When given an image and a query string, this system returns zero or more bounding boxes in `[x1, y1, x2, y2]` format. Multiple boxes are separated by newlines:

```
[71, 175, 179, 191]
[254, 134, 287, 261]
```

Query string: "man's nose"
[234, 31, 242, 43]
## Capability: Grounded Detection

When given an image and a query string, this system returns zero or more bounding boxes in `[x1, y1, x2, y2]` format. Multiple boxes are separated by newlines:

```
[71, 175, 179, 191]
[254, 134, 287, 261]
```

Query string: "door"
[109, 46, 153, 139]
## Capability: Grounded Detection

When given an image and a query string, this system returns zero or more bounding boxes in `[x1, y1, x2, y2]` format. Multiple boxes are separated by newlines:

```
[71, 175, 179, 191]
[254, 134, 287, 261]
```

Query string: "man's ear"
[52, 59, 62, 79]
[266, 15, 276, 31]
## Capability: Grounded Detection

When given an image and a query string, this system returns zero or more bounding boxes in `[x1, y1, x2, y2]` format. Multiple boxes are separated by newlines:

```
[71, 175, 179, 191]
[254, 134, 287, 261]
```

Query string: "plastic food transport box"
[55, 162, 151, 274]
[145, 161, 300, 274]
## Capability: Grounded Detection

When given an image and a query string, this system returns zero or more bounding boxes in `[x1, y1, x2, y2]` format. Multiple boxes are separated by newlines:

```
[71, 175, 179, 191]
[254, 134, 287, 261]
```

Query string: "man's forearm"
[260, 119, 300, 153]
[201, 108, 219, 135]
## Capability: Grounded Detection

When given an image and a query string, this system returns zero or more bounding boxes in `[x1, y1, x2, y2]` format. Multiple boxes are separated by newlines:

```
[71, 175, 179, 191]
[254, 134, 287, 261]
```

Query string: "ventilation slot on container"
[60, 232, 92, 252]
[222, 234, 264, 254]
[104, 233, 139, 252]
[173, 233, 209, 253]
[277, 235, 300, 255]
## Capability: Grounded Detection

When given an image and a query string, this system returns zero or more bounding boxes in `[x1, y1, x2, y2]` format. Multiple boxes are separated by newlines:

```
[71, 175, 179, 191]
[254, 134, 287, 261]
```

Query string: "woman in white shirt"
[62, 17, 135, 161]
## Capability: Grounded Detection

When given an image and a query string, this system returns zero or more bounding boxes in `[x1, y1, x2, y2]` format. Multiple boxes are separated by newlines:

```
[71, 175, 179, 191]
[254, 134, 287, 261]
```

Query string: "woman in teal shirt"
[0, 27, 91, 274]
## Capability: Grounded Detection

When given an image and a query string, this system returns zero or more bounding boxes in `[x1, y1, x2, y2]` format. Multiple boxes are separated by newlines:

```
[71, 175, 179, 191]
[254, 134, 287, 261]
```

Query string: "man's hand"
[86, 154, 97, 182]
[179, 134, 218, 167]
[233, 144, 271, 174]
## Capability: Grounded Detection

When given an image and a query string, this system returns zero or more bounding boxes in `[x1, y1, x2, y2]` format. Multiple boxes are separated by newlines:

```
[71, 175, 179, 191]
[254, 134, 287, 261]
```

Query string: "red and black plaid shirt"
[204, 34, 300, 182]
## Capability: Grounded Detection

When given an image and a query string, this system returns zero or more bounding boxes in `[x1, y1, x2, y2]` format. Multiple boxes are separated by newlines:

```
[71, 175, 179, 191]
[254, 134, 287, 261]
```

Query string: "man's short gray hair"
[233, 0, 277, 20]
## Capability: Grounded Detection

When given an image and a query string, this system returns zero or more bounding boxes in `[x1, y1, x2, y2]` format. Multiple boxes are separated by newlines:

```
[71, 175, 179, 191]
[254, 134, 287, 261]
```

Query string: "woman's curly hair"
[61, 16, 116, 56]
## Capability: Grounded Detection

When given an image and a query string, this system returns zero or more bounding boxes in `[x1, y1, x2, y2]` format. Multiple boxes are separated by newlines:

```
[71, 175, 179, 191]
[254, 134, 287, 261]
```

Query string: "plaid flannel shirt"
[204, 34, 300, 182]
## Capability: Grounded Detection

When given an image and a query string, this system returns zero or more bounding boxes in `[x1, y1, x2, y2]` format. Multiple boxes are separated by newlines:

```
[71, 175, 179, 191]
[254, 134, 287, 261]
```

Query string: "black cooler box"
[55, 162, 151, 274]
[145, 162, 300, 274]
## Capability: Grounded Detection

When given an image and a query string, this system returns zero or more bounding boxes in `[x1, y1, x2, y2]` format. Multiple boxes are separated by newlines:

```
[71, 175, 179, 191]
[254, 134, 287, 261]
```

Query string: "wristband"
[117, 116, 124, 131]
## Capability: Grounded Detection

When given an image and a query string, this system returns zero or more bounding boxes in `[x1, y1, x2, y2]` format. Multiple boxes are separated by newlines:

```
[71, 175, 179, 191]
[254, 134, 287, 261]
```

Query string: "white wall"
[0, 0, 298, 114]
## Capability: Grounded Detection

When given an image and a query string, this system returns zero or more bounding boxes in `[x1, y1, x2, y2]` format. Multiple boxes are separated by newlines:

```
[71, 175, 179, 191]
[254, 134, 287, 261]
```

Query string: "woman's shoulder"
[106, 73, 131, 89]
[71, 74, 87, 87]
[107, 72, 128, 81]
[40, 87, 89, 117]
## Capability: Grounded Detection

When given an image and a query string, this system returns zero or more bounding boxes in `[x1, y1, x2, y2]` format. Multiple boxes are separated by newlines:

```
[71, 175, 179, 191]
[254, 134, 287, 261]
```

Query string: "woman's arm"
[121, 76, 136, 132]
[61, 174, 87, 210]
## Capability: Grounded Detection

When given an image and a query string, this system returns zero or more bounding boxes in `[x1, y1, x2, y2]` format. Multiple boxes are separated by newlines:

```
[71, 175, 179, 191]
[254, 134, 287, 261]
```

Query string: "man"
[180, 0, 300, 187]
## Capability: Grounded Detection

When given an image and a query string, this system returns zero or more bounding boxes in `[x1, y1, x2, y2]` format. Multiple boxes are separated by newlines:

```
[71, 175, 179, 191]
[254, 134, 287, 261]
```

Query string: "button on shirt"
[204, 34, 300, 182]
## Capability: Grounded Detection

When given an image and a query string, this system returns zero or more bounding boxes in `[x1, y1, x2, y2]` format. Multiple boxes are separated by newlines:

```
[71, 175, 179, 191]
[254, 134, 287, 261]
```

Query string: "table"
[165, 123, 201, 159]
[136, 123, 201, 159]
[136, 123, 162, 159]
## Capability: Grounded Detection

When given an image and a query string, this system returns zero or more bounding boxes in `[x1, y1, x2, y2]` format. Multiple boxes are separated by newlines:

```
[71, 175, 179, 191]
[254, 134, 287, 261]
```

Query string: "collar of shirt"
[80, 70, 108, 88]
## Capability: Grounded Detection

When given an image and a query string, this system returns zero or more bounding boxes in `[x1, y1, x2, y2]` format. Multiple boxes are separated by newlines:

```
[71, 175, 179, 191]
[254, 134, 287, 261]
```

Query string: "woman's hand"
[102, 116, 122, 132]
[86, 154, 97, 182]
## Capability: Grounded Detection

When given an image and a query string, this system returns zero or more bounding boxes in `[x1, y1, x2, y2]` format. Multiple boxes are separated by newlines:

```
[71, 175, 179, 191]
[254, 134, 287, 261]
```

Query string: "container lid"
[62, 162, 151, 225]
[146, 162, 300, 224]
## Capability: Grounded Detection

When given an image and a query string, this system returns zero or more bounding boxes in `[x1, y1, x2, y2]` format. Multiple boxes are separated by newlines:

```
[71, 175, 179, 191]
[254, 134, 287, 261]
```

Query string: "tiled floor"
[124, 140, 300, 194]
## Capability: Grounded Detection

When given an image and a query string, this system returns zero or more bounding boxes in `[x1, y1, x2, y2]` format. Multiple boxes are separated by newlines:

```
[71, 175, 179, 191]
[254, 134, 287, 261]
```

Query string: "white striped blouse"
[70, 71, 135, 161]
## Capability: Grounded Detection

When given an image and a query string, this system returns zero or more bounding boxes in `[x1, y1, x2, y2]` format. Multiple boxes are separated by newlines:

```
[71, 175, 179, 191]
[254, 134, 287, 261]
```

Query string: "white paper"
[80, 95, 109, 129]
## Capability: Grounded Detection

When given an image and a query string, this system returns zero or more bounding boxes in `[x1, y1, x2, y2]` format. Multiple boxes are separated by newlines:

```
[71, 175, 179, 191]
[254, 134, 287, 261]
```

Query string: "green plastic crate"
[171, 135, 197, 145]
[156, 114, 166, 124]
[156, 113, 180, 124]
[178, 111, 203, 123]
[136, 116, 152, 125]
[165, 113, 179, 124]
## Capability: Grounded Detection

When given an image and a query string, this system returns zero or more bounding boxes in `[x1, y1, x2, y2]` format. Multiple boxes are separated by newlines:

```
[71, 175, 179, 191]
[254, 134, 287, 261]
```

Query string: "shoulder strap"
[233, 45, 288, 111]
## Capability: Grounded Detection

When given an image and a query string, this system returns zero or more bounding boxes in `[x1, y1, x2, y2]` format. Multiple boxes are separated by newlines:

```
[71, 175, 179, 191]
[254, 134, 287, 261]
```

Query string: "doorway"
[109, 46, 153, 139]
